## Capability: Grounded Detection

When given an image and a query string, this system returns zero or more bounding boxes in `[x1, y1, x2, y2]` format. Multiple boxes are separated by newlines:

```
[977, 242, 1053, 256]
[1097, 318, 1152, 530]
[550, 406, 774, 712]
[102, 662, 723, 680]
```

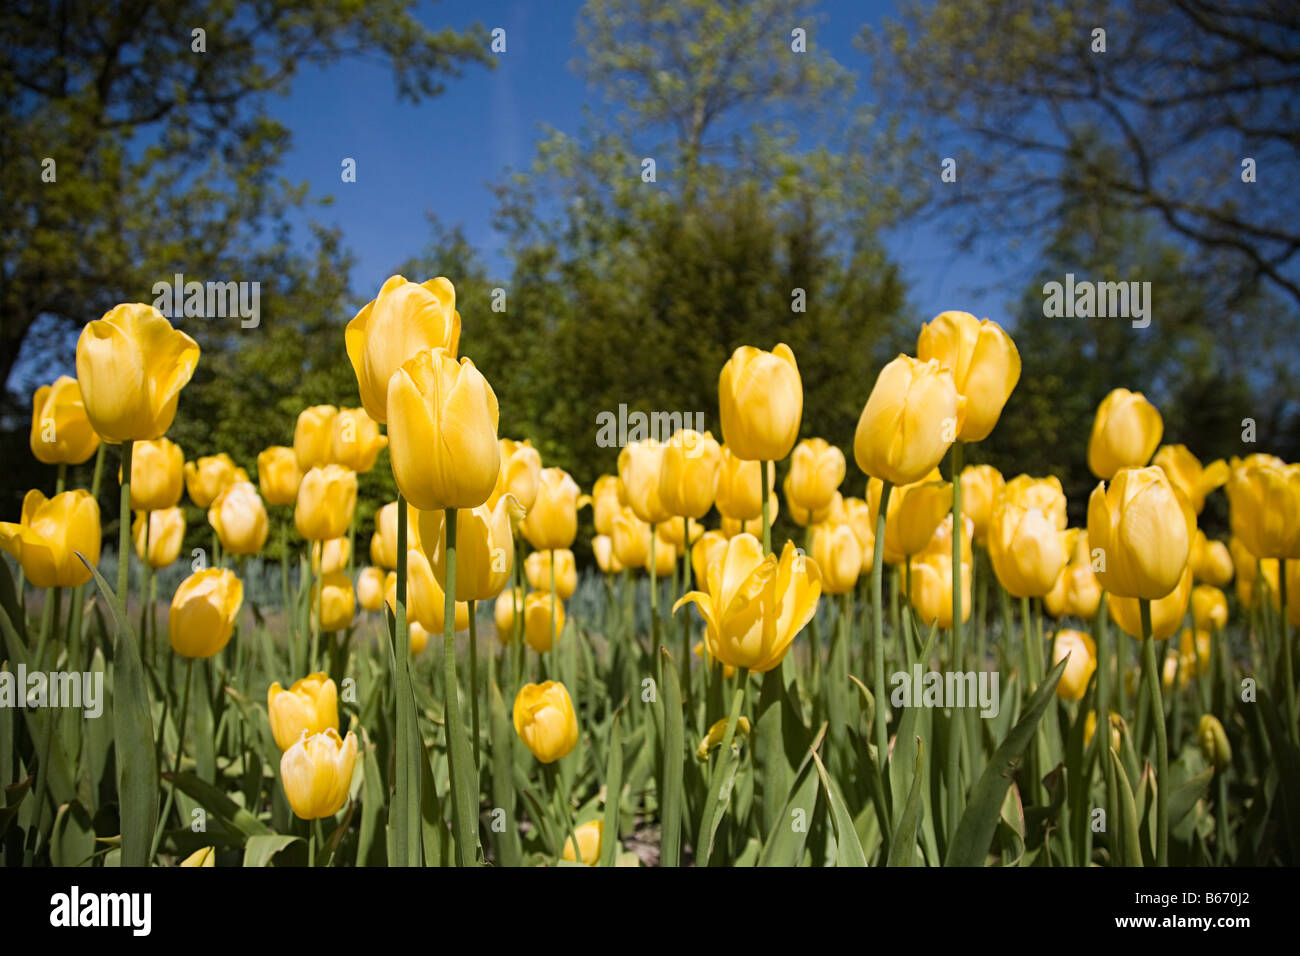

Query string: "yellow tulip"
[356, 566, 386, 612]
[842, 497, 875, 572]
[691, 531, 729, 593]
[811, 521, 864, 596]
[388, 551, 470, 634]
[783, 438, 845, 525]
[311, 537, 352, 575]
[988, 492, 1068, 598]
[1179, 628, 1212, 677]
[1190, 531, 1234, 587]
[959, 464, 1004, 546]
[1192, 584, 1228, 632]
[513, 680, 579, 764]
[694, 640, 736, 679]
[923, 512, 974, 568]
[267, 673, 339, 752]
[1198, 714, 1231, 773]
[696, 716, 752, 760]
[1226, 459, 1300, 559]
[1050, 629, 1096, 701]
[1108, 565, 1193, 640]
[1001, 474, 1068, 530]
[409, 622, 431, 656]
[561, 820, 603, 865]
[495, 587, 522, 642]
[208, 480, 268, 556]
[184, 453, 247, 509]
[421, 494, 522, 602]
[127, 437, 185, 511]
[659, 429, 723, 519]
[870, 476, 952, 560]
[593, 534, 623, 574]
[717, 344, 803, 461]
[0, 489, 100, 588]
[916, 310, 1021, 443]
[329, 407, 387, 473]
[293, 405, 337, 473]
[658, 516, 704, 549]
[648, 529, 678, 576]
[257, 446, 302, 506]
[618, 439, 671, 525]
[280, 728, 357, 820]
[75, 302, 200, 442]
[907, 550, 970, 630]
[719, 494, 780, 538]
[179, 846, 215, 867]
[589, 474, 625, 537]
[1044, 529, 1102, 619]
[169, 568, 243, 658]
[488, 438, 542, 514]
[674, 536, 821, 673]
[1084, 711, 1124, 751]
[611, 506, 652, 569]
[525, 548, 577, 600]
[370, 500, 421, 571]
[713, 447, 774, 521]
[132, 507, 185, 569]
[522, 468, 581, 550]
[1088, 466, 1194, 600]
[295, 465, 357, 542]
[854, 354, 964, 487]
[1087, 388, 1163, 479]
[344, 274, 461, 423]
[30, 376, 100, 465]
[312, 571, 355, 632]
[523, 591, 565, 653]
[1230, 536, 1278, 609]
[1153, 445, 1229, 515]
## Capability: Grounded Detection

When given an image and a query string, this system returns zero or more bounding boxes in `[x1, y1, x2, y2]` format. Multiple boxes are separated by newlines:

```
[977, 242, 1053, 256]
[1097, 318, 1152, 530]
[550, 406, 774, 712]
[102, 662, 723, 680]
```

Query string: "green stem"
[1281, 560, 1297, 742]
[681, 516, 692, 695]
[871, 480, 893, 766]
[443, 508, 479, 865]
[1139, 600, 1168, 867]
[392, 492, 422, 866]
[469, 602, 481, 769]
[761, 466, 771, 555]
[149, 657, 194, 861]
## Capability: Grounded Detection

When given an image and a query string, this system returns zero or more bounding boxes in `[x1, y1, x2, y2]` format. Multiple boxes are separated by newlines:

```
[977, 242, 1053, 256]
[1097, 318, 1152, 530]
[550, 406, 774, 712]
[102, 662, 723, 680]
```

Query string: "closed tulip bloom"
[356, 566, 386, 612]
[389, 550, 470, 633]
[293, 405, 338, 472]
[784, 438, 846, 525]
[30, 376, 100, 465]
[75, 302, 200, 442]
[589, 474, 625, 536]
[370, 500, 421, 571]
[295, 465, 357, 542]
[522, 468, 581, 550]
[422, 494, 523, 601]
[988, 496, 1068, 598]
[345, 275, 462, 423]
[1190, 531, 1234, 587]
[1108, 565, 1193, 640]
[313, 571, 355, 632]
[1051, 629, 1096, 701]
[1179, 628, 1212, 677]
[488, 438, 542, 514]
[593, 535, 623, 575]
[720, 494, 780, 538]
[1226, 459, 1300, 559]
[854, 354, 964, 487]
[659, 429, 723, 519]
[1192, 584, 1228, 632]
[811, 521, 864, 596]
[185, 453, 247, 509]
[494, 587, 522, 642]
[208, 480, 269, 556]
[1001, 474, 1068, 530]
[169, 568, 243, 658]
[133, 507, 185, 569]
[696, 716, 752, 760]
[409, 621, 431, 656]
[280, 728, 357, 820]
[865, 471, 944, 564]
[923, 512, 974, 568]
[618, 439, 672, 525]
[1044, 529, 1102, 619]
[267, 673, 339, 752]
[524, 548, 577, 600]
[842, 497, 875, 571]
[694, 640, 736, 679]
[1087, 388, 1163, 479]
[311, 537, 352, 576]
[180, 846, 215, 867]
[1084, 711, 1125, 752]
[959, 464, 1004, 546]
[611, 507, 652, 569]
[674, 536, 821, 673]
[908, 550, 971, 630]
[1198, 715, 1232, 773]
[0, 489, 101, 588]
[257, 446, 302, 506]
[1230, 536, 1278, 609]
[718, 344, 803, 461]
[561, 821, 603, 865]
[523, 591, 565, 652]
[388, 348, 500, 512]
[713, 447, 774, 520]
[691, 531, 730, 593]
[916, 311, 1021, 442]
[1088, 466, 1194, 600]
[1153, 444, 1229, 515]
[329, 407, 387, 473]
[513, 680, 579, 763]
[658, 516, 704, 549]
[648, 529, 678, 576]
[128, 437, 185, 511]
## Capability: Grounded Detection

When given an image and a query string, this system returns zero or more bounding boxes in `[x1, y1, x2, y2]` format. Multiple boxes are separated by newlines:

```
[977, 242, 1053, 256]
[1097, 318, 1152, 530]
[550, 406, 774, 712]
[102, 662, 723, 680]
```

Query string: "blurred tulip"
[208, 480, 268, 556]
[1153, 444, 1229, 515]
[345, 275, 461, 423]
[1192, 584, 1228, 632]
[311, 537, 352, 575]
[133, 507, 185, 569]
[75, 303, 200, 443]
[423, 494, 523, 601]
[648, 529, 677, 576]
[713, 448, 774, 521]
[495, 587, 523, 642]
[371, 500, 421, 571]
[988, 490, 1068, 598]
[1088, 466, 1193, 600]
[329, 407, 387, 473]
[659, 429, 723, 519]
[1051, 629, 1096, 701]
[842, 497, 875, 572]
[611, 507, 652, 569]
[908, 550, 971, 629]
[696, 716, 752, 760]
[488, 438, 542, 514]
[691, 530, 729, 593]
[127, 437, 185, 511]
[718, 344, 803, 461]
[180, 847, 215, 868]
[1044, 530, 1102, 619]
[720, 494, 780, 538]
[525, 548, 577, 600]
[169, 568, 243, 658]
[409, 621, 431, 656]
[1226, 459, 1300, 559]
[185, 453, 247, 509]
[1087, 388, 1163, 479]
[618, 439, 671, 525]
[280, 728, 357, 820]
[1000, 474, 1068, 530]
[916, 311, 1020, 443]
[513, 680, 579, 764]
[522, 468, 581, 550]
[523, 591, 565, 653]
[312, 571, 355, 632]
[589, 474, 625, 536]
[1179, 628, 1212, 677]
[868, 476, 951, 561]
[561, 821, 604, 865]
[30, 376, 100, 465]
[1084, 710, 1124, 751]
[1198, 714, 1231, 773]
[811, 521, 864, 596]
[959, 464, 1004, 546]
[257, 446, 302, 506]
[356, 566, 386, 612]
[658, 516, 704, 549]
[784, 438, 846, 525]
[295, 465, 357, 542]
[390, 550, 469, 634]
[1108, 565, 1193, 640]
[592, 534, 621, 575]
[855, 354, 963, 487]
[1231, 536, 1278, 609]
[1190, 531, 1234, 587]
[293, 405, 338, 473]
[267, 673, 339, 752]
[0, 489, 100, 588]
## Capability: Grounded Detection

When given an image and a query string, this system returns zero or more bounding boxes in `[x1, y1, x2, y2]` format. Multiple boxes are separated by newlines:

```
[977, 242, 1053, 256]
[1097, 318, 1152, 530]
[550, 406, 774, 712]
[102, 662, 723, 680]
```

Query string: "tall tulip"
[127, 438, 185, 511]
[0, 489, 101, 588]
[169, 568, 243, 658]
[30, 376, 100, 465]
[525, 548, 577, 600]
[916, 311, 1021, 443]
[1225, 459, 1300, 559]
[293, 405, 338, 473]
[422, 494, 522, 601]
[257, 446, 302, 506]
[1087, 466, 1193, 600]
[489, 438, 543, 514]
[589, 474, 625, 537]
[1045, 529, 1102, 619]
[313, 571, 356, 632]
[1190, 531, 1234, 587]
[523, 591, 565, 653]
[811, 521, 863, 596]
[659, 429, 722, 519]
[311, 537, 352, 575]
[1153, 444, 1229, 515]
[612, 507, 652, 569]
[208, 480, 269, 556]
[713, 448, 774, 521]
[357, 566, 386, 612]
[280, 728, 357, 820]
[1087, 389, 1163, 479]
[784, 438, 846, 526]
[1051, 629, 1097, 701]
[295, 465, 357, 542]
[854, 354, 963, 488]
[717, 344, 803, 462]
[185, 453, 247, 509]
[267, 674, 339, 752]
[329, 407, 387, 474]
[522, 468, 581, 551]
[619, 439, 672, 525]
[959, 464, 1004, 546]
[133, 507, 185, 569]
[513, 681, 579, 764]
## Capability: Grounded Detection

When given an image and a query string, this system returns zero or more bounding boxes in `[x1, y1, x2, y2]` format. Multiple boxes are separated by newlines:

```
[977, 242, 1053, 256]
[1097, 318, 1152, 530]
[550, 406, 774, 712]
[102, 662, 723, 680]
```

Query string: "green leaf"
[812, 749, 867, 866]
[1109, 746, 1143, 867]
[490, 675, 521, 867]
[599, 710, 623, 867]
[243, 834, 302, 867]
[168, 771, 271, 843]
[758, 723, 828, 867]
[659, 648, 685, 866]
[886, 737, 924, 867]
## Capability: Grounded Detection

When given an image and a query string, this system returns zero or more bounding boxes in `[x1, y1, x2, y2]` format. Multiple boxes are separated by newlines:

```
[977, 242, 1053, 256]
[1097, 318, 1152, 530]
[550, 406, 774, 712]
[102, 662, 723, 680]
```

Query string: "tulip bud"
[295, 465, 357, 542]
[513, 680, 579, 763]
[1153, 444, 1229, 515]
[561, 820, 604, 865]
[522, 468, 581, 550]
[523, 591, 565, 653]
[659, 429, 723, 519]
[658, 516, 704, 549]
[1051, 629, 1096, 701]
[783, 438, 846, 525]
[208, 480, 269, 556]
[357, 566, 386, 612]
[179, 846, 215, 867]
[958, 464, 1004, 546]
[589, 474, 625, 537]
[313, 571, 355, 632]
[1087, 389, 1163, 479]
[1190, 531, 1234, 587]
[854, 354, 964, 487]
[30, 376, 100, 465]
[908, 550, 971, 630]
[127, 438, 185, 511]
[1044, 530, 1102, 620]
[1191, 584, 1228, 632]
[1226, 460, 1300, 559]
[409, 621, 431, 656]
[696, 716, 752, 760]
[525, 548, 577, 600]
[311, 537, 352, 576]
[293, 405, 338, 473]
[133, 507, 185, 569]
[871, 477, 952, 560]
[495, 587, 522, 642]
[611, 507, 652, 569]
[718, 344, 803, 462]
[185, 453, 247, 509]
[811, 521, 863, 596]
[327, 407, 387, 474]
[489, 438, 542, 514]
[421, 495, 522, 601]
[0, 489, 101, 588]
[916, 311, 1021, 443]
[257, 446, 302, 506]
[267, 673, 339, 752]
[714, 447, 774, 521]
[1198, 714, 1231, 773]
[280, 728, 357, 820]
[169, 568, 243, 658]
[618, 439, 671, 525]
[1088, 466, 1194, 600]
[1107, 565, 1194, 641]
[842, 497, 875, 571]
[720, 494, 780, 538]
[75, 303, 200, 442]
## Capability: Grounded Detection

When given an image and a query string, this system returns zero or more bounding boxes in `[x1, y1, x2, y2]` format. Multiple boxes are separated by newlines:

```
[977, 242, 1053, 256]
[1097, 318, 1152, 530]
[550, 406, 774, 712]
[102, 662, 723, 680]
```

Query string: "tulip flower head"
[718, 344, 803, 462]
[169, 568, 243, 658]
[1087, 388, 1163, 479]
[0, 489, 101, 588]
[30, 376, 100, 465]
[854, 354, 964, 487]
[513, 680, 579, 764]
[280, 728, 357, 820]
[267, 673, 339, 752]
[916, 310, 1021, 443]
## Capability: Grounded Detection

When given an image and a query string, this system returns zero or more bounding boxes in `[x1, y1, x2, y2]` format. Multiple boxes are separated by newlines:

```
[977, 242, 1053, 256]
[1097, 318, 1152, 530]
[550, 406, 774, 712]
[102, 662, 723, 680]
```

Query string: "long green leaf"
[659, 648, 685, 866]
[599, 710, 624, 867]
[812, 750, 867, 866]
[886, 737, 924, 866]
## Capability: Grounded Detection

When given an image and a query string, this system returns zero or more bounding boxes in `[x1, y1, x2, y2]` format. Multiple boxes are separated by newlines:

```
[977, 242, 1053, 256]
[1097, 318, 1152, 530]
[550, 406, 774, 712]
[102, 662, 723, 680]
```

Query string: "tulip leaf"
[356, 727, 385, 867]
[168, 771, 271, 843]
[1109, 745, 1143, 867]
[659, 648, 685, 867]
[811, 749, 867, 866]
[599, 709, 623, 868]
[944, 656, 1067, 866]
[757, 722, 827, 867]
[886, 737, 924, 867]
[243, 833, 302, 867]
[890, 620, 939, 827]
[490, 675, 521, 867]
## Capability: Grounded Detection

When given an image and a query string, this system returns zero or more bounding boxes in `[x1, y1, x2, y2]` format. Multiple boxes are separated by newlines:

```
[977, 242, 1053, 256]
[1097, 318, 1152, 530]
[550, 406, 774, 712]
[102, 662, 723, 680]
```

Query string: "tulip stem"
[281, 519, 296, 676]
[149, 657, 193, 862]
[761, 466, 771, 555]
[469, 602, 481, 769]
[443, 508, 480, 865]
[871, 480, 893, 767]
[90, 442, 105, 500]
[117, 441, 133, 617]
[392, 493, 422, 866]
[649, 532, 659, 661]
[1139, 600, 1168, 866]
[681, 516, 692, 696]
[1281, 560, 1297, 742]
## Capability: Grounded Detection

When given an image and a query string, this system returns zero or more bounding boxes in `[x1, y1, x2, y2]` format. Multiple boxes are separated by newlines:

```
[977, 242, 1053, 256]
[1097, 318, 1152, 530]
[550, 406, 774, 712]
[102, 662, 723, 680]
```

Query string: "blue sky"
[273, 0, 1026, 321]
